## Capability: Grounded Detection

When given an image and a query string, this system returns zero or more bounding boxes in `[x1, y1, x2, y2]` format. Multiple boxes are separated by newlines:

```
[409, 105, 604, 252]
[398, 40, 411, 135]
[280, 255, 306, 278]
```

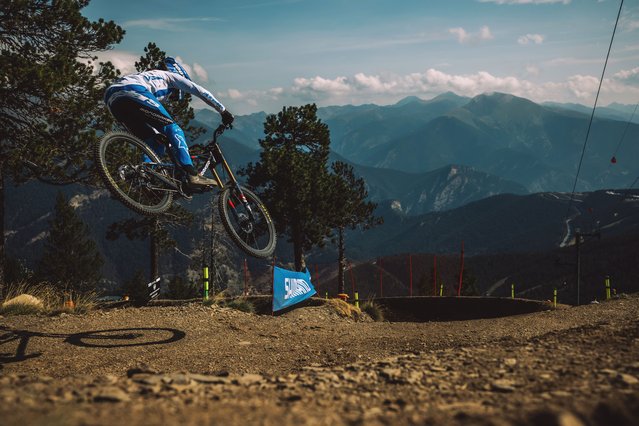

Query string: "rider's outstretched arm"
[166, 73, 226, 113]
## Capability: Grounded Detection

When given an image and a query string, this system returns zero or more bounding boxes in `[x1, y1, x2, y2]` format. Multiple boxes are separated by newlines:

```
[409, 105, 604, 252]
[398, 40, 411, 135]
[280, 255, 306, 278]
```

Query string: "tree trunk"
[150, 217, 159, 281]
[292, 225, 305, 272]
[0, 169, 4, 298]
[337, 226, 346, 294]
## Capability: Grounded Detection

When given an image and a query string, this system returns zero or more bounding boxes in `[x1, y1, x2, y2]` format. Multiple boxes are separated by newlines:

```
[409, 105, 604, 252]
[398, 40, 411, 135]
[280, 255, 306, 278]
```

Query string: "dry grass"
[202, 291, 256, 314]
[326, 298, 362, 320]
[0, 282, 99, 316]
[361, 301, 385, 322]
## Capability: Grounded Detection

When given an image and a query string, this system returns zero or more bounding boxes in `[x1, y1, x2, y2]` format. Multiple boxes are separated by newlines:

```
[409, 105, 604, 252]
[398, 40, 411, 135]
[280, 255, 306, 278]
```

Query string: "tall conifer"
[243, 104, 333, 271]
[0, 0, 123, 293]
[38, 192, 103, 292]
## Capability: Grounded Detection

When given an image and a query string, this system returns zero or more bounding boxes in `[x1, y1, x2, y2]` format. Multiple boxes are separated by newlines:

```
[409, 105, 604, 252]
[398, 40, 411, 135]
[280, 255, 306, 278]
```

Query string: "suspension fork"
[208, 143, 257, 219]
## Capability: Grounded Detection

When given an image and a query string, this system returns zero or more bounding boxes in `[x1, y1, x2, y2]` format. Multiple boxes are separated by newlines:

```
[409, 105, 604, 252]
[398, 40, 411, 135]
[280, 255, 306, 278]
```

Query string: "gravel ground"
[0, 295, 638, 425]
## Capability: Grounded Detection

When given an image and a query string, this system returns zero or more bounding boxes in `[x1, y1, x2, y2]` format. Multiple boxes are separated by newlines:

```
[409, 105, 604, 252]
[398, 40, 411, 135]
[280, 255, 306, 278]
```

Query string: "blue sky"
[85, 0, 639, 115]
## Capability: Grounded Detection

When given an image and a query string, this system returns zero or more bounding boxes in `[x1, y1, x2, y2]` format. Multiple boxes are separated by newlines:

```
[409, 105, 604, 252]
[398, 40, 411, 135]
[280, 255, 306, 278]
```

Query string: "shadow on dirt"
[0, 326, 186, 366]
[374, 296, 554, 322]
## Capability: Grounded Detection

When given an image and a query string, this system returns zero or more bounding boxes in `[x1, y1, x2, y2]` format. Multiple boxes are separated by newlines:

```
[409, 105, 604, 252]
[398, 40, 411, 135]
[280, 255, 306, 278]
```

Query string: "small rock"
[599, 369, 618, 377]
[491, 379, 516, 393]
[93, 387, 130, 403]
[503, 358, 518, 368]
[617, 373, 638, 386]
[95, 374, 119, 385]
[127, 365, 159, 377]
[379, 368, 403, 382]
[557, 411, 586, 426]
[189, 373, 230, 385]
[133, 375, 164, 386]
[235, 374, 264, 386]
[168, 373, 192, 385]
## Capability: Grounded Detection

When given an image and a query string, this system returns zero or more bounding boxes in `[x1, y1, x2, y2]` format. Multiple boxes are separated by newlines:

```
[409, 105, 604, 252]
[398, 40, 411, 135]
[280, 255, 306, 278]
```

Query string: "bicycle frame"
[138, 124, 239, 197]
[143, 124, 259, 222]
[193, 125, 239, 191]
[96, 123, 276, 257]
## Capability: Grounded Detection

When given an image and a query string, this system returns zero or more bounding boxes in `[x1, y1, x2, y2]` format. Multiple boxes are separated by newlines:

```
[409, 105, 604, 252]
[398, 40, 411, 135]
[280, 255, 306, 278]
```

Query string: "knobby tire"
[95, 132, 173, 216]
[218, 186, 276, 259]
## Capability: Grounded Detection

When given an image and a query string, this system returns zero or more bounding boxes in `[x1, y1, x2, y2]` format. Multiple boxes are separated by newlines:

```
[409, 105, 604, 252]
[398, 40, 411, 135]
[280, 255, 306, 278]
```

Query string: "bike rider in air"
[104, 57, 234, 188]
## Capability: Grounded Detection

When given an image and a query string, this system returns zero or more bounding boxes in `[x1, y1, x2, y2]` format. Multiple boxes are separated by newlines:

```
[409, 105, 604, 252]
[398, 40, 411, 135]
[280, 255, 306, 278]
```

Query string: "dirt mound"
[0, 295, 638, 425]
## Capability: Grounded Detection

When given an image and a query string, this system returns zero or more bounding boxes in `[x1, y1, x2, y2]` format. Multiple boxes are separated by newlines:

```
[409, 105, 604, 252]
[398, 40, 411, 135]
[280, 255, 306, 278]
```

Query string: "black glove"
[221, 110, 234, 127]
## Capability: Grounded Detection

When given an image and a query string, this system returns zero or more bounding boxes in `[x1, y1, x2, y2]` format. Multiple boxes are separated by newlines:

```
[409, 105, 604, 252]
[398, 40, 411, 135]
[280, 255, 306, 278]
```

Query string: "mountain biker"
[104, 56, 234, 188]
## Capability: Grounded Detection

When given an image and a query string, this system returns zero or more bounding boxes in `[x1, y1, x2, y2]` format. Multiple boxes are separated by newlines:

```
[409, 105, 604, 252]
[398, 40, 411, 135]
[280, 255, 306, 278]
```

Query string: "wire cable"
[610, 101, 638, 163]
[564, 0, 624, 220]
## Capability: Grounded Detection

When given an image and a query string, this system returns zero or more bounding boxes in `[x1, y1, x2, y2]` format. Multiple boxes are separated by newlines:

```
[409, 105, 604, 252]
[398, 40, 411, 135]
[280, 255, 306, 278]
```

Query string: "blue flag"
[273, 266, 316, 312]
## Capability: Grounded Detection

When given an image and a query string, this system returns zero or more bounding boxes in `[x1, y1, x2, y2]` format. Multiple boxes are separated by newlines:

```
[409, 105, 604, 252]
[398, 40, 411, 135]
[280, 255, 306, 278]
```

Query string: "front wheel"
[95, 132, 173, 216]
[218, 186, 276, 259]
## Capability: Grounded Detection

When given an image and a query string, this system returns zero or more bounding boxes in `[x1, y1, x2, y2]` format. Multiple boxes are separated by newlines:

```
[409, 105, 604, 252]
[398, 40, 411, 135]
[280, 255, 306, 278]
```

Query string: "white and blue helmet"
[163, 56, 191, 100]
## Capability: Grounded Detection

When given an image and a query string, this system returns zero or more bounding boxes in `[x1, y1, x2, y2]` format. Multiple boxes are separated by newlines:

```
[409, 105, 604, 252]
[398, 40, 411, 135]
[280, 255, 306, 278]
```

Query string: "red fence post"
[457, 241, 465, 297]
[433, 255, 438, 296]
[409, 254, 413, 297]
[244, 258, 248, 296]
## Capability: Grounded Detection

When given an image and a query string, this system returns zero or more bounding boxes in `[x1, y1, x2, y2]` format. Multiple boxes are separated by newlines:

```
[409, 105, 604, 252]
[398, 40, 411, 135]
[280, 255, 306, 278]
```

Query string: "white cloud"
[227, 89, 244, 99]
[518, 33, 545, 44]
[192, 63, 208, 82]
[282, 67, 639, 107]
[292, 75, 351, 94]
[567, 75, 600, 99]
[449, 26, 494, 44]
[122, 17, 222, 31]
[525, 65, 541, 77]
[620, 14, 639, 32]
[613, 67, 639, 84]
[91, 50, 139, 75]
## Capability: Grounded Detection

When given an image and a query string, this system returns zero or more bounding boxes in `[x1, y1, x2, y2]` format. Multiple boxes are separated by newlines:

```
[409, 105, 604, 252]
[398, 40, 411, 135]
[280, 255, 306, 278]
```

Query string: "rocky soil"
[0, 295, 638, 425]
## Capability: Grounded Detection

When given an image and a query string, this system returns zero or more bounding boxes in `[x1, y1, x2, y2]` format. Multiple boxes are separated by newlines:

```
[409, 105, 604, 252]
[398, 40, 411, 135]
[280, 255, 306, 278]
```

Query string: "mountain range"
[196, 91, 639, 195]
[5, 92, 639, 293]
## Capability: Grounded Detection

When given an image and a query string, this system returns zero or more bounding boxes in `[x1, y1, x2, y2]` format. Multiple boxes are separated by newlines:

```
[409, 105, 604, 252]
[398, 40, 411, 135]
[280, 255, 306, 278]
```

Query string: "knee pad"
[163, 123, 193, 167]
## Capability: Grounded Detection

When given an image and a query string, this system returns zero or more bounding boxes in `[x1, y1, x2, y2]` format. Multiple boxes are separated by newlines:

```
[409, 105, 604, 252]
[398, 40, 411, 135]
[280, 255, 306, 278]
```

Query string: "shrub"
[361, 301, 385, 322]
[223, 298, 255, 314]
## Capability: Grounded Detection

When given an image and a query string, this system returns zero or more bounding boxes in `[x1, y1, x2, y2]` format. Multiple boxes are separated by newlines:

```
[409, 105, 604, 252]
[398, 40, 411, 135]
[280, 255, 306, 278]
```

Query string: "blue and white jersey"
[105, 70, 226, 113]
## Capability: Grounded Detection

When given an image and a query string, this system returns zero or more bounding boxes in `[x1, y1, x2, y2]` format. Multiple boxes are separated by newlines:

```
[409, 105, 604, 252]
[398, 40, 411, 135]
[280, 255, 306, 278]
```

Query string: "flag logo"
[273, 266, 316, 312]
[285, 277, 312, 300]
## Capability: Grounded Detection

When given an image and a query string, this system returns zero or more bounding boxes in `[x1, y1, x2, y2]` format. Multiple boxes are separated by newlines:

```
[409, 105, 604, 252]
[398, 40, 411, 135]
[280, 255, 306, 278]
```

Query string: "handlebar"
[213, 122, 232, 140]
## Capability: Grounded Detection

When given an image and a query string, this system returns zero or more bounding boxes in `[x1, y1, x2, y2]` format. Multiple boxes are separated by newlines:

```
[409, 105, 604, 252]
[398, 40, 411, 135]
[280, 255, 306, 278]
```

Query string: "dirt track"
[1, 295, 638, 425]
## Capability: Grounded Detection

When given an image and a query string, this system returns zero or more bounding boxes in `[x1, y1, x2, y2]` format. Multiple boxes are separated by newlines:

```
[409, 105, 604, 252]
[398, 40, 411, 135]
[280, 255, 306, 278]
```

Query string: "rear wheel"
[218, 186, 276, 259]
[95, 132, 173, 215]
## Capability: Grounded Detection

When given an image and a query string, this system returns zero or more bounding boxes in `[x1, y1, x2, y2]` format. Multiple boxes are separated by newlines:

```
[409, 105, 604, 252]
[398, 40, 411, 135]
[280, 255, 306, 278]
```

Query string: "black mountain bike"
[95, 123, 276, 259]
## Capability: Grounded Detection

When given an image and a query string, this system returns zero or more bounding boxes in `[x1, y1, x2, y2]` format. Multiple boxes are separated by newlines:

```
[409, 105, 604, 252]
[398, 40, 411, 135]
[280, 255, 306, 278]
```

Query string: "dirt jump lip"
[228, 295, 554, 321]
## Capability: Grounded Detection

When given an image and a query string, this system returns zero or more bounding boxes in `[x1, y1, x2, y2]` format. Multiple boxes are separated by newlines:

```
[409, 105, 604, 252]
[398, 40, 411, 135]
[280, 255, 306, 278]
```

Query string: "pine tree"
[165, 275, 198, 300]
[123, 269, 148, 306]
[0, 0, 123, 293]
[328, 161, 382, 294]
[243, 104, 333, 271]
[460, 269, 480, 296]
[37, 191, 103, 292]
[106, 205, 193, 282]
